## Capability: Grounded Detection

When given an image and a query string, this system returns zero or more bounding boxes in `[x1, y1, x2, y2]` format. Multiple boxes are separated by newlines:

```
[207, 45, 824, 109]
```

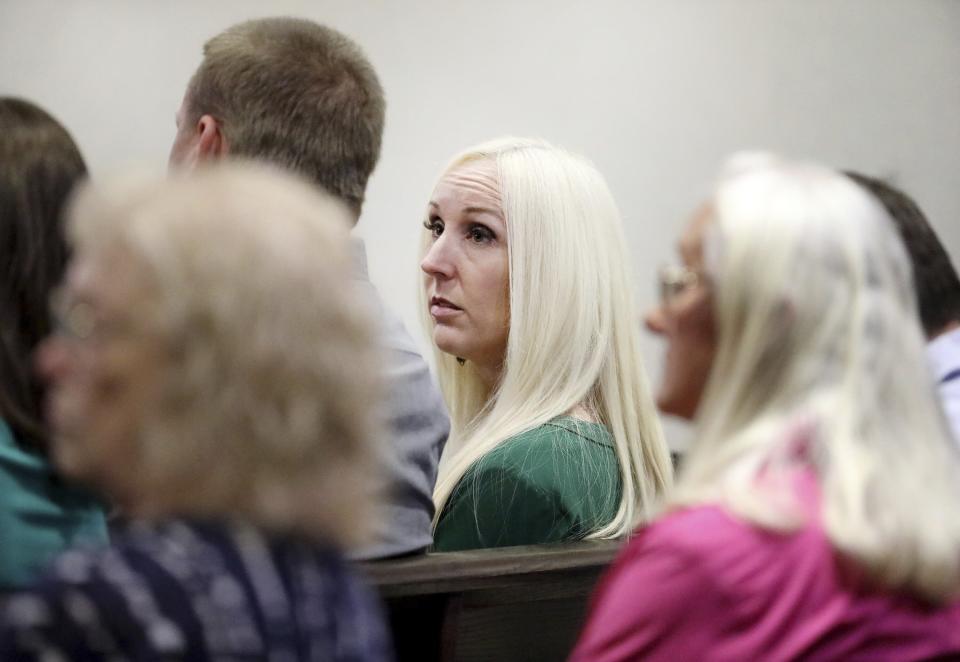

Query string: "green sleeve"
[432, 462, 572, 552]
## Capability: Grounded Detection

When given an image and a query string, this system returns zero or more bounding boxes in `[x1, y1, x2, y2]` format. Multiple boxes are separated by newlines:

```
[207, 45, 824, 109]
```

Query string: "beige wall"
[2, 0, 958, 448]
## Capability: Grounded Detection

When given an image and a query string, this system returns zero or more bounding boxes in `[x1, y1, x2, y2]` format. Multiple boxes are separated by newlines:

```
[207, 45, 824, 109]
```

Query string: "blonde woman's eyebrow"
[427, 200, 496, 212]
[462, 205, 502, 218]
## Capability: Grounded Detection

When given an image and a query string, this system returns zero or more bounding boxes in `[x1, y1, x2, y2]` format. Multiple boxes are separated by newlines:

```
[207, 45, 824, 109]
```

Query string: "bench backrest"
[360, 540, 622, 662]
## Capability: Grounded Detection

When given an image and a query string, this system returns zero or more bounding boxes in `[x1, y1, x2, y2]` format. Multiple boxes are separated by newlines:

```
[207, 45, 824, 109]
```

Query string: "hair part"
[424, 138, 673, 539]
[844, 171, 960, 338]
[185, 17, 386, 218]
[67, 163, 384, 546]
[0, 97, 88, 449]
[673, 153, 960, 604]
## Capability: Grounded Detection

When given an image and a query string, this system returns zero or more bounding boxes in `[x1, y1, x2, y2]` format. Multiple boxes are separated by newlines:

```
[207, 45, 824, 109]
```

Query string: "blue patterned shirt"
[0, 518, 392, 661]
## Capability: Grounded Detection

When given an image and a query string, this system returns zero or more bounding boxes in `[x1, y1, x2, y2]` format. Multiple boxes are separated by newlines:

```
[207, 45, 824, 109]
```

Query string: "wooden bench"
[360, 540, 622, 662]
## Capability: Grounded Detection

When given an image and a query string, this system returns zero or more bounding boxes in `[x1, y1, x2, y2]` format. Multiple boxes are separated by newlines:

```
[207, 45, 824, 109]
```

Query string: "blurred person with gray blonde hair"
[571, 154, 960, 661]
[422, 137, 672, 551]
[0, 164, 391, 661]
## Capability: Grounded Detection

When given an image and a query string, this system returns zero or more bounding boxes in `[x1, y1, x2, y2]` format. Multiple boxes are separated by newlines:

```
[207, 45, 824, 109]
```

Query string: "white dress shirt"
[927, 325, 960, 445]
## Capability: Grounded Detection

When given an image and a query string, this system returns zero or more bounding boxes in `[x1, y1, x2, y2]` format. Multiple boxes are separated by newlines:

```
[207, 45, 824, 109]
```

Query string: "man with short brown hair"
[848, 171, 960, 443]
[170, 17, 449, 559]
[169, 17, 384, 218]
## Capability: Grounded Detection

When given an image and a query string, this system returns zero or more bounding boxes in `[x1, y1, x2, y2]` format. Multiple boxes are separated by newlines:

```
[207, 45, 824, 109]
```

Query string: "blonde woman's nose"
[420, 239, 455, 280]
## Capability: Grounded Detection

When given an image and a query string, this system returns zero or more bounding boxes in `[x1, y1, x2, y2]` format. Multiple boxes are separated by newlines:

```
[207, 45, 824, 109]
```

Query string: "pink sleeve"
[569, 531, 725, 662]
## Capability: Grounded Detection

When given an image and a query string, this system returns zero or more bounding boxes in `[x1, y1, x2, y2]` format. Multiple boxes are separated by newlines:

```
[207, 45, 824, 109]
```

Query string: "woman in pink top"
[571, 154, 960, 661]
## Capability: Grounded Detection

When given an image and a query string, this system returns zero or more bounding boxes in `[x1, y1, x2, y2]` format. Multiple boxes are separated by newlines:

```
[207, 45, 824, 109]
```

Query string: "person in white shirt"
[847, 172, 960, 443]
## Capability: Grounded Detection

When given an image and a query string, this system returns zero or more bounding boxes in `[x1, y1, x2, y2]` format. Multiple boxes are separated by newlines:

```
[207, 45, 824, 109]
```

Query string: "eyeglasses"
[50, 290, 100, 342]
[49, 289, 140, 346]
[657, 264, 703, 306]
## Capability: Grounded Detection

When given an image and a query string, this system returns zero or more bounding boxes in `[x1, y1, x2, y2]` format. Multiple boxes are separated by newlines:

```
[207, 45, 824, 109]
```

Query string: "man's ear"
[196, 114, 228, 161]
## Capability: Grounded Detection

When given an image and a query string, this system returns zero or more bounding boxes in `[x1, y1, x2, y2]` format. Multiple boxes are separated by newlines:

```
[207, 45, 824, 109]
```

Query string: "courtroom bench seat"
[359, 539, 623, 662]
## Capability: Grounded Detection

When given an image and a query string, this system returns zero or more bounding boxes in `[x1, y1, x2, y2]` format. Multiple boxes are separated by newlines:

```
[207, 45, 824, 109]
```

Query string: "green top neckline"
[542, 416, 614, 449]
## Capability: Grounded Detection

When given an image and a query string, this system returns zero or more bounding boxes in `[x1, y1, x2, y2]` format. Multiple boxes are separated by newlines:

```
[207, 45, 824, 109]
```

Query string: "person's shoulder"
[371, 295, 449, 429]
[636, 504, 810, 558]
[359, 280, 426, 359]
[470, 424, 562, 486]
[497, 418, 611, 455]
[0, 419, 17, 449]
[644, 504, 739, 542]
[570, 508, 746, 661]
[0, 419, 44, 471]
[449, 438, 562, 517]
[0, 538, 164, 659]
[624, 504, 787, 575]
[471, 419, 619, 508]
[39, 521, 170, 587]
[629, 503, 828, 592]
[927, 325, 960, 370]
[592, 506, 749, 617]
[489, 418, 612, 475]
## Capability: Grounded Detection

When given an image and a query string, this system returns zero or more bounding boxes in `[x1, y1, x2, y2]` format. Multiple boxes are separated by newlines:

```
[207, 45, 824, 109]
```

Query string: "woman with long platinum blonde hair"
[572, 153, 960, 661]
[420, 137, 672, 551]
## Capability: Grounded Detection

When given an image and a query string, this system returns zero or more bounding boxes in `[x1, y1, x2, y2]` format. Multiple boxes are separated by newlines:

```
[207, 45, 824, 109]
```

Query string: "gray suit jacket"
[351, 240, 449, 559]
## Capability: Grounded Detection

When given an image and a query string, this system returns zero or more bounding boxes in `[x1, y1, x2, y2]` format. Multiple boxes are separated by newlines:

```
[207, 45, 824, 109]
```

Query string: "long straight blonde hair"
[672, 153, 960, 603]
[423, 137, 672, 538]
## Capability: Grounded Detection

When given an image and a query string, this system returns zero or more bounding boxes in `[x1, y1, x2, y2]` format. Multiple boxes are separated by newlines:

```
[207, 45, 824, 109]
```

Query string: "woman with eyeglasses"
[0, 98, 107, 589]
[422, 137, 672, 551]
[570, 153, 960, 661]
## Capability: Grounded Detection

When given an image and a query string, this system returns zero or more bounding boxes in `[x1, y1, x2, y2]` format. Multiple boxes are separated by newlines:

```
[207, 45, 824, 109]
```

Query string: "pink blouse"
[571, 478, 960, 661]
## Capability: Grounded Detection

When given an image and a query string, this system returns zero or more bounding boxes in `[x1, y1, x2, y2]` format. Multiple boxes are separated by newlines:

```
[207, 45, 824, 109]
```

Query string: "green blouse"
[432, 417, 621, 552]
[0, 420, 107, 588]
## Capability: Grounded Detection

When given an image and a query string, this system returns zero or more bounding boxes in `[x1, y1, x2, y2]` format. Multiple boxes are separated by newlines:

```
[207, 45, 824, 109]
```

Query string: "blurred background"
[2, 0, 957, 449]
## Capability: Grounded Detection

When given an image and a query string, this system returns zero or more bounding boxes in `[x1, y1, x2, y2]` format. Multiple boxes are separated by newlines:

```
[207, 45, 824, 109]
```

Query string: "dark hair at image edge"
[0, 98, 88, 449]
[846, 171, 960, 337]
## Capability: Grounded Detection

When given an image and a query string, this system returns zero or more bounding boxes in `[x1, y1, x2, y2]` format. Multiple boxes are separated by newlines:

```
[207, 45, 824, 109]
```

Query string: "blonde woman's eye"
[468, 225, 494, 243]
[422, 218, 443, 238]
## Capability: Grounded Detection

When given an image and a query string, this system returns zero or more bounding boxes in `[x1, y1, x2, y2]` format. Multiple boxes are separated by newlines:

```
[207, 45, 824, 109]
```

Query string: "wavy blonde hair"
[67, 163, 383, 547]
[424, 137, 673, 538]
[672, 153, 960, 603]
